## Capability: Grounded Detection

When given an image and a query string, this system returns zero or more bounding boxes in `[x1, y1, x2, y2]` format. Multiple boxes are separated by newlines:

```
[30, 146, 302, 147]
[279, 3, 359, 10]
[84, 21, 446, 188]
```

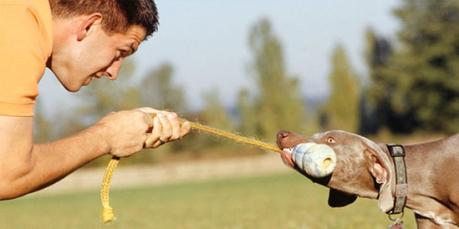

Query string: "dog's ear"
[328, 188, 357, 207]
[363, 144, 394, 213]
[364, 150, 387, 184]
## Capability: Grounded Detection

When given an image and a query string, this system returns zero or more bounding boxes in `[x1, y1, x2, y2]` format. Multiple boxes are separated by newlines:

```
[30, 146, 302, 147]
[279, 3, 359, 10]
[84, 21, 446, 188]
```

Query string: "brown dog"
[276, 130, 459, 228]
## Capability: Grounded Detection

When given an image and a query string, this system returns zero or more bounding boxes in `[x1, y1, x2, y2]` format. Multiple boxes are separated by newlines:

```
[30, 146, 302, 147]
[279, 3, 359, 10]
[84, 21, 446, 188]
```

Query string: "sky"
[38, 0, 401, 117]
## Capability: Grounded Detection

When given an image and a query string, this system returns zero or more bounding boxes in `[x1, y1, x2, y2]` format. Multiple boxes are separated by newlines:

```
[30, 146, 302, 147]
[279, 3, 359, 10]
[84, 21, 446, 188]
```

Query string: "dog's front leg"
[415, 214, 450, 229]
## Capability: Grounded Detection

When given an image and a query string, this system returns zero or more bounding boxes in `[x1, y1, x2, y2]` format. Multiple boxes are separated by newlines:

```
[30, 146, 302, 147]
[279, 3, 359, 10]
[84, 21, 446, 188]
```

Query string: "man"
[0, 0, 190, 199]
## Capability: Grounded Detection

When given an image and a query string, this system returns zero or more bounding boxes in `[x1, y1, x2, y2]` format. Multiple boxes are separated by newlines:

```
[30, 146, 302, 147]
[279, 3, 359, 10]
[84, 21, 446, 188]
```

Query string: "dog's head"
[276, 130, 395, 212]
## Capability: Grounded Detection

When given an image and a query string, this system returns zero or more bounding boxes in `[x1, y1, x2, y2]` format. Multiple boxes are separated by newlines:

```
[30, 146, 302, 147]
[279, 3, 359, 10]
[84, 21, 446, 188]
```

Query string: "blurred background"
[3, 0, 457, 228]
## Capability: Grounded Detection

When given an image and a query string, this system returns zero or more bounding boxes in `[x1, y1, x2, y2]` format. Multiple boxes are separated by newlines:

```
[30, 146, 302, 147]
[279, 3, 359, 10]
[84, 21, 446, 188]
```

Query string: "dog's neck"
[390, 138, 459, 226]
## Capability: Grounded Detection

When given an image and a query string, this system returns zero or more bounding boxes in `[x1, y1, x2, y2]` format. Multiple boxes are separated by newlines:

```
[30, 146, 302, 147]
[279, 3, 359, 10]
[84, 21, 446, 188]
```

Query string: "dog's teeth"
[283, 148, 293, 154]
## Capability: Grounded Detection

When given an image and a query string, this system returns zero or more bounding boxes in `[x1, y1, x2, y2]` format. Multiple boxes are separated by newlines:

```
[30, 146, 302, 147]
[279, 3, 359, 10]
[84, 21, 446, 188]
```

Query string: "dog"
[276, 130, 459, 228]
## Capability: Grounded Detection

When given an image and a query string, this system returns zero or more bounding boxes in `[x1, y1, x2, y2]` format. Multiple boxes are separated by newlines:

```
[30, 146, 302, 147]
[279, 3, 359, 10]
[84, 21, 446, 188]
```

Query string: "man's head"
[47, 0, 159, 91]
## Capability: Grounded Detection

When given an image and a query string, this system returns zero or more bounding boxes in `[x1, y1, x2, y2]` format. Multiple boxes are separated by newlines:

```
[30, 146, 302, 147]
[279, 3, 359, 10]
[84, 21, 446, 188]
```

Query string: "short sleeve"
[0, 0, 52, 116]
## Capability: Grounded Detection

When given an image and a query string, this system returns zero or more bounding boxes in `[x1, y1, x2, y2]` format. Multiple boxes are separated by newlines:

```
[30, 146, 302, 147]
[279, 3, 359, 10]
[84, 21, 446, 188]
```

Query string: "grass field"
[0, 172, 415, 228]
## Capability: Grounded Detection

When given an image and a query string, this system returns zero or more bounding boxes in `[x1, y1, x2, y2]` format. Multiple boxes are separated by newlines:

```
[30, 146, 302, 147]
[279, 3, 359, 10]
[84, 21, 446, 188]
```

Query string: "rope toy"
[100, 114, 282, 223]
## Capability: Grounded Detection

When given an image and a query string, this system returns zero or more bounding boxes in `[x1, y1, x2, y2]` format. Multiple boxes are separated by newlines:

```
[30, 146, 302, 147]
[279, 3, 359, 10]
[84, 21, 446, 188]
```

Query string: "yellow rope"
[100, 156, 119, 223]
[100, 116, 281, 223]
[187, 122, 282, 154]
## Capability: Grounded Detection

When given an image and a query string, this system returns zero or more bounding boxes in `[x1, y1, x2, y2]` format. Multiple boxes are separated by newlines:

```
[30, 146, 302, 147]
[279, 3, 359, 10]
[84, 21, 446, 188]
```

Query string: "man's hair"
[49, 0, 159, 38]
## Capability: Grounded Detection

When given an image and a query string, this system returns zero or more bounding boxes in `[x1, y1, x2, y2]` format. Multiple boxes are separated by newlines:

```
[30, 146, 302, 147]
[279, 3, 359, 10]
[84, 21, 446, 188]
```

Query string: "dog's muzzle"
[287, 143, 337, 178]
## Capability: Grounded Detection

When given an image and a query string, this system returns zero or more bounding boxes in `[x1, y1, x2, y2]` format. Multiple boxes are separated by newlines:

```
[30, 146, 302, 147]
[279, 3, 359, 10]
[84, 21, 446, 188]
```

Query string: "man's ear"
[328, 188, 357, 207]
[77, 13, 103, 41]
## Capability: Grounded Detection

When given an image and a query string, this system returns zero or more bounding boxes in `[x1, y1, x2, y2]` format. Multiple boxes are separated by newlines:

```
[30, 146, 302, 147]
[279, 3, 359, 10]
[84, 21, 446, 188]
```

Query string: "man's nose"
[105, 59, 123, 80]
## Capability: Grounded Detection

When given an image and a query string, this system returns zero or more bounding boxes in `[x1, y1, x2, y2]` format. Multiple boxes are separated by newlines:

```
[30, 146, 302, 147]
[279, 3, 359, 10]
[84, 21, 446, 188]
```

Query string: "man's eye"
[116, 50, 127, 58]
[120, 48, 133, 57]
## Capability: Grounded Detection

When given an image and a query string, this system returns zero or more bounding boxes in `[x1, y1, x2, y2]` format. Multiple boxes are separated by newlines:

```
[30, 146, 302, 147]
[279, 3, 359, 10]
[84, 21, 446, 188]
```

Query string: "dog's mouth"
[281, 147, 294, 154]
[276, 130, 336, 177]
[276, 130, 306, 149]
[282, 142, 337, 178]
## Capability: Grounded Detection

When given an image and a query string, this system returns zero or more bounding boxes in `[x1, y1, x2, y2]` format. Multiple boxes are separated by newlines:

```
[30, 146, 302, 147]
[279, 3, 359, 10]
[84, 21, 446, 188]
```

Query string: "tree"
[139, 63, 187, 114]
[247, 18, 307, 140]
[363, 28, 394, 134]
[237, 88, 257, 136]
[200, 89, 234, 131]
[374, 0, 459, 133]
[190, 88, 234, 148]
[321, 45, 360, 132]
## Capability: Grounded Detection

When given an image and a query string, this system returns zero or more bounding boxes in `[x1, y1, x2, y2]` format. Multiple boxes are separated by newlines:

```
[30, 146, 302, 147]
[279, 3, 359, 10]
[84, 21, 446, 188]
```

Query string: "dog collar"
[386, 144, 408, 215]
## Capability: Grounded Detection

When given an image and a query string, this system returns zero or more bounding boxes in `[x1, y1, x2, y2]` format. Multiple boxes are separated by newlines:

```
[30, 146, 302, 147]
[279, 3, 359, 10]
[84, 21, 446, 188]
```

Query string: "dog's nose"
[276, 130, 291, 147]
[277, 130, 291, 139]
[276, 130, 307, 148]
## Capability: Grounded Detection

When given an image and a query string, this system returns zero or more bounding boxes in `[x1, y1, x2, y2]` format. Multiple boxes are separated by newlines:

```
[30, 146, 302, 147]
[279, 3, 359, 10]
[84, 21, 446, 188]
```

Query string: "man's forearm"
[0, 123, 109, 199]
[0, 109, 184, 200]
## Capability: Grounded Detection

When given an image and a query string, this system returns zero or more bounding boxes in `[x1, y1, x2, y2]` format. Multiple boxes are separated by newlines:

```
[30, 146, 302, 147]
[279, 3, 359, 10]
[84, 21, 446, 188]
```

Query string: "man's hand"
[96, 107, 190, 158]
[139, 107, 191, 149]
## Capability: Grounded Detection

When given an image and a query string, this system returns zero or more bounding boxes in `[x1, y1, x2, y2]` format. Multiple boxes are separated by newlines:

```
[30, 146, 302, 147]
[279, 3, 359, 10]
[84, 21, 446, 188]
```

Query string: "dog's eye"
[327, 137, 335, 144]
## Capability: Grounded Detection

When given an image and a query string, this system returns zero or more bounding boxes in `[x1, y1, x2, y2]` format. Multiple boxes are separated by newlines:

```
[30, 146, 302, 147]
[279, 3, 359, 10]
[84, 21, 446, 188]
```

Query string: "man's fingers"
[145, 117, 162, 148]
[167, 112, 181, 140]
[136, 108, 157, 131]
[154, 138, 164, 147]
[145, 136, 163, 148]
[144, 133, 155, 148]
[180, 121, 191, 138]
[143, 112, 154, 129]
[140, 109, 189, 148]
[137, 107, 160, 114]
[157, 113, 172, 142]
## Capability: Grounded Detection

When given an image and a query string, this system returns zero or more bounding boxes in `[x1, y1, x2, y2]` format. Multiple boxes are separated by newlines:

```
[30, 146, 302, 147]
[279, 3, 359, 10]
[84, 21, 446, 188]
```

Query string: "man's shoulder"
[0, 0, 53, 117]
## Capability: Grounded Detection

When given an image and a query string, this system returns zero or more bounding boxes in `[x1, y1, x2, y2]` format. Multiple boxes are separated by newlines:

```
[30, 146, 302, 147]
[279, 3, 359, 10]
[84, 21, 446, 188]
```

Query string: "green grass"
[0, 172, 415, 228]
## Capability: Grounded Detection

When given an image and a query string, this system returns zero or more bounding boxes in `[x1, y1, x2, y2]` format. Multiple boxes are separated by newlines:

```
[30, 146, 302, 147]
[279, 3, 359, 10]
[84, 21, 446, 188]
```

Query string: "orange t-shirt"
[0, 0, 53, 116]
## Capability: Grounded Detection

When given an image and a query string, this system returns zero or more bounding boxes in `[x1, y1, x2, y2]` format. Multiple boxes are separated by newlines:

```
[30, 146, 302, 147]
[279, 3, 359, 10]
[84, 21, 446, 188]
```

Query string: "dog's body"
[276, 130, 459, 228]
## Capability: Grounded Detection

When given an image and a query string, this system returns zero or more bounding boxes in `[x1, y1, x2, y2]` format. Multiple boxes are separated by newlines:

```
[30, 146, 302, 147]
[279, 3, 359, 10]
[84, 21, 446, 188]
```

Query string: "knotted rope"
[100, 115, 282, 223]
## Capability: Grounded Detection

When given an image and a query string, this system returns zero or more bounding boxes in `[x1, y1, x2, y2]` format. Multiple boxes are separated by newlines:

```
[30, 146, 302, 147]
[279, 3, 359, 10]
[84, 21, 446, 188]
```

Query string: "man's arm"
[0, 109, 189, 200]
[0, 115, 112, 199]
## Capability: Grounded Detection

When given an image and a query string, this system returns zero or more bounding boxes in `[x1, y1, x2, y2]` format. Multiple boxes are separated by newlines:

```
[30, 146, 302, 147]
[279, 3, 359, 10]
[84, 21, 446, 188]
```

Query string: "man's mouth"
[83, 79, 91, 86]
[83, 76, 98, 86]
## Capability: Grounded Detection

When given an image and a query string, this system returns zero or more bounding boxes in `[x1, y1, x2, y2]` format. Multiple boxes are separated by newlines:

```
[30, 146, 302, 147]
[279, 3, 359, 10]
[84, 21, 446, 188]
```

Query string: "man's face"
[49, 18, 147, 92]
